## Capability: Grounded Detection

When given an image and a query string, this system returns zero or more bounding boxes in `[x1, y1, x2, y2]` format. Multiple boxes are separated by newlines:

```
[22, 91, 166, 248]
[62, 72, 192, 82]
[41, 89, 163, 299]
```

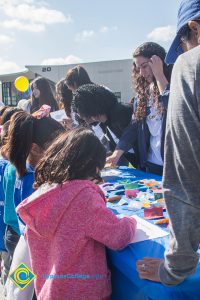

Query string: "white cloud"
[0, 58, 21, 74]
[0, 0, 72, 32]
[100, 26, 109, 33]
[75, 26, 118, 42]
[41, 55, 82, 65]
[3, 3, 70, 24]
[2, 19, 45, 32]
[0, 0, 35, 4]
[112, 26, 118, 31]
[100, 25, 118, 33]
[75, 30, 95, 42]
[0, 34, 15, 45]
[147, 26, 176, 42]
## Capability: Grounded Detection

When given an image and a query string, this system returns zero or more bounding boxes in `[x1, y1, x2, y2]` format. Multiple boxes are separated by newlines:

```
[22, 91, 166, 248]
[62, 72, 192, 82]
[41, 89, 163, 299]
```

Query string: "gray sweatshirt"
[159, 45, 200, 286]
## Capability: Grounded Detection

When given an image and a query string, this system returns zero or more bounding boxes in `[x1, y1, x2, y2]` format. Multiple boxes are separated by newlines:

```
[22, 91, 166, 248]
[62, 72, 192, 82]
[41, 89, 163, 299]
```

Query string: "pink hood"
[17, 180, 136, 300]
[17, 180, 99, 239]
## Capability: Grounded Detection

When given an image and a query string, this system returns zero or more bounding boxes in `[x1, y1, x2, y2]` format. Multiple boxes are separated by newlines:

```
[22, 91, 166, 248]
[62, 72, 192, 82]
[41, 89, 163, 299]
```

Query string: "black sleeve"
[109, 104, 133, 136]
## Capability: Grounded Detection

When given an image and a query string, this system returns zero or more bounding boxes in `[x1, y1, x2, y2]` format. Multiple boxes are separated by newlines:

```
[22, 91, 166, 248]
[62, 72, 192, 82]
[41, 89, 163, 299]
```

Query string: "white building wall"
[26, 59, 134, 103]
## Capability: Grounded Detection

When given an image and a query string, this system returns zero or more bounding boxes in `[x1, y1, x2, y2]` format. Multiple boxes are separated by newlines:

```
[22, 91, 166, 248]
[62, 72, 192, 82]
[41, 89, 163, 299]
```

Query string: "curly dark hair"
[73, 83, 118, 120]
[34, 127, 106, 187]
[132, 42, 173, 121]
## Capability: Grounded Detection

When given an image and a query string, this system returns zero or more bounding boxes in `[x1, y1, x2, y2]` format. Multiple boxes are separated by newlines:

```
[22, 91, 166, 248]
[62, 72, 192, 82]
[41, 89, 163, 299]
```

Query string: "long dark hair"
[56, 79, 73, 117]
[65, 65, 92, 89]
[132, 42, 173, 121]
[34, 127, 106, 188]
[30, 77, 59, 113]
[3, 111, 65, 177]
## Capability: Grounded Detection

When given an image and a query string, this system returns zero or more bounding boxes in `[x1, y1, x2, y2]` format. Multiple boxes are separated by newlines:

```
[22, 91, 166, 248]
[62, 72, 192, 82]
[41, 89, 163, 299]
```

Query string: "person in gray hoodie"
[137, 0, 200, 286]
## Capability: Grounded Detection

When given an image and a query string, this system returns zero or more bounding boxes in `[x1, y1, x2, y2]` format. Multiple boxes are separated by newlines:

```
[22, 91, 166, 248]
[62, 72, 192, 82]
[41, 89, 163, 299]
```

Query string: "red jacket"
[17, 180, 136, 300]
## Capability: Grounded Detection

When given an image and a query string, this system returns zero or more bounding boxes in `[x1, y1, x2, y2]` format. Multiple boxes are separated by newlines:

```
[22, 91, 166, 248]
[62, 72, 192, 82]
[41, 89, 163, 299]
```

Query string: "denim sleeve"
[116, 121, 137, 152]
[158, 83, 170, 109]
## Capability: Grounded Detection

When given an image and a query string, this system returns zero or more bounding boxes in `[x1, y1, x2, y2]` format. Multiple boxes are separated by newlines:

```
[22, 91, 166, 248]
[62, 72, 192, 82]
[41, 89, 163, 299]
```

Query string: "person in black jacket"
[72, 83, 137, 166]
[107, 42, 172, 175]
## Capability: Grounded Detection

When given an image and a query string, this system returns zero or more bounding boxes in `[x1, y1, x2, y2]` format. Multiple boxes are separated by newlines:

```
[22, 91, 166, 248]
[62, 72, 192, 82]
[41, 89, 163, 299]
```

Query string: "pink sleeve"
[84, 190, 137, 250]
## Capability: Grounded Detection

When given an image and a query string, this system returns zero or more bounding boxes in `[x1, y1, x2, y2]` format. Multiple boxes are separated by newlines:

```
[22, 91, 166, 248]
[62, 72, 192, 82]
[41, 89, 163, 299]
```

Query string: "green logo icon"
[9, 262, 36, 290]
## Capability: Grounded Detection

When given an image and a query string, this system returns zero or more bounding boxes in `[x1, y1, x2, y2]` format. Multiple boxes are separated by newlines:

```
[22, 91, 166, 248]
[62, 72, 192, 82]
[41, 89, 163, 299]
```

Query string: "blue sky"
[0, 0, 180, 74]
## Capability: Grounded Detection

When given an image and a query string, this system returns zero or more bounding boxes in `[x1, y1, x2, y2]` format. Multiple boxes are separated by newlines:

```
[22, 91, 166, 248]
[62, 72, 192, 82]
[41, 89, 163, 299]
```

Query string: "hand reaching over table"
[136, 257, 164, 282]
[106, 149, 124, 165]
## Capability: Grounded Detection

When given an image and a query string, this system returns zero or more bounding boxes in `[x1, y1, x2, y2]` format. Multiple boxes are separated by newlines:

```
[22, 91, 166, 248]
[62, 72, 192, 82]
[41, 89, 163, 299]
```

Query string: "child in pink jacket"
[17, 128, 136, 300]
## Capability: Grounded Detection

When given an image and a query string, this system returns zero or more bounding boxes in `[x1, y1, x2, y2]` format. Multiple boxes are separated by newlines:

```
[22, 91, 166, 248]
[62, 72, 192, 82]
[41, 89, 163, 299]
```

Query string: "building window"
[2, 82, 11, 106]
[2, 81, 30, 106]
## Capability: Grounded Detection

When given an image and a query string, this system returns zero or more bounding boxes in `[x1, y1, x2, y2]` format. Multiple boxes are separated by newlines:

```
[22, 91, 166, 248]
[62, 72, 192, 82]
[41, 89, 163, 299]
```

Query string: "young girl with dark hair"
[17, 127, 136, 300]
[30, 77, 59, 113]
[0, 129, 9, 286]
[18, 77, 59, 113]
[55, 78, 77, 130]
[0, 110, 25, 286]
[107, 42, 173, 175]
[56, 78, 73, 118]
[2, 111, 65, 285]
[65, 65, 93, 128]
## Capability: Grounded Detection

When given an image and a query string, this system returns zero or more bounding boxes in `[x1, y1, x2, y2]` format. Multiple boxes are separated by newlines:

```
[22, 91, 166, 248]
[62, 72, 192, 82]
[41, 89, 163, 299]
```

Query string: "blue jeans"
[4, 225, 20, 282]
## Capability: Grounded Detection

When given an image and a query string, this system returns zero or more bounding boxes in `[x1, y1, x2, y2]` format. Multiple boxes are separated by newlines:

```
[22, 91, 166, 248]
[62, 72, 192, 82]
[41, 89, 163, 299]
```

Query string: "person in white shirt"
[106, 42, 172, 175]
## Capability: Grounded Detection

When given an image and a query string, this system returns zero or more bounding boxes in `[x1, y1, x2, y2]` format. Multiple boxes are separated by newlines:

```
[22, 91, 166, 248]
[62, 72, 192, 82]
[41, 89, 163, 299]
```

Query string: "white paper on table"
[118, 198, 128, 206]
[50, 109, 67, 122]
[101, 169, 121, 177]
[128, 200, 142, 210]
[129, 215, 169, 244]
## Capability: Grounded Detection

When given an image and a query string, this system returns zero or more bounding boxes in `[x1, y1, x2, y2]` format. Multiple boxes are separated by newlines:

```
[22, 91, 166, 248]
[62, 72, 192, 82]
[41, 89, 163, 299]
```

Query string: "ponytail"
[3, 112, 34, 177]
[3, 111, 65, 177]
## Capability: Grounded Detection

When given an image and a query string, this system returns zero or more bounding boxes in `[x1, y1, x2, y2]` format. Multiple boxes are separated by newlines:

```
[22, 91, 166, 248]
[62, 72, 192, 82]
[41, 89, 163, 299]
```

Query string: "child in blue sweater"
[0, 158, 9, 285]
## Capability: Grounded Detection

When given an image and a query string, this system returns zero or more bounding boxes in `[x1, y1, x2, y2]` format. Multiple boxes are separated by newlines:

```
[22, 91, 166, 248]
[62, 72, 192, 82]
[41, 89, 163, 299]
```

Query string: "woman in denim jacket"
[107, 42, 172, 175]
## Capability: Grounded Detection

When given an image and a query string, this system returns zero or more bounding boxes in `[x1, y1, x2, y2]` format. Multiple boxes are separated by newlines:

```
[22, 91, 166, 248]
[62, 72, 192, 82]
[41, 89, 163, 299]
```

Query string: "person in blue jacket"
[0, 158, 9, 285]
[2, 110, 65, 283]
[107, 42, 173, 175]
[0, 119, 17, 285]
[0, 159, 8, 251]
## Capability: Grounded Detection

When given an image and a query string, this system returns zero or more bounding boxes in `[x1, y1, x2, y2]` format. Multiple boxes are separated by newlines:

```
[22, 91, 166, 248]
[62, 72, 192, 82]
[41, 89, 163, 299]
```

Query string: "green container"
[124, 182, 139, 189]
[118, 180, 131, 185]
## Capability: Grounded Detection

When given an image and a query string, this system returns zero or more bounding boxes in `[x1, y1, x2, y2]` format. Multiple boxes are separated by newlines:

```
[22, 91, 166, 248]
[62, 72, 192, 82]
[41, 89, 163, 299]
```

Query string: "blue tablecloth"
[104, 167, 200, 300]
